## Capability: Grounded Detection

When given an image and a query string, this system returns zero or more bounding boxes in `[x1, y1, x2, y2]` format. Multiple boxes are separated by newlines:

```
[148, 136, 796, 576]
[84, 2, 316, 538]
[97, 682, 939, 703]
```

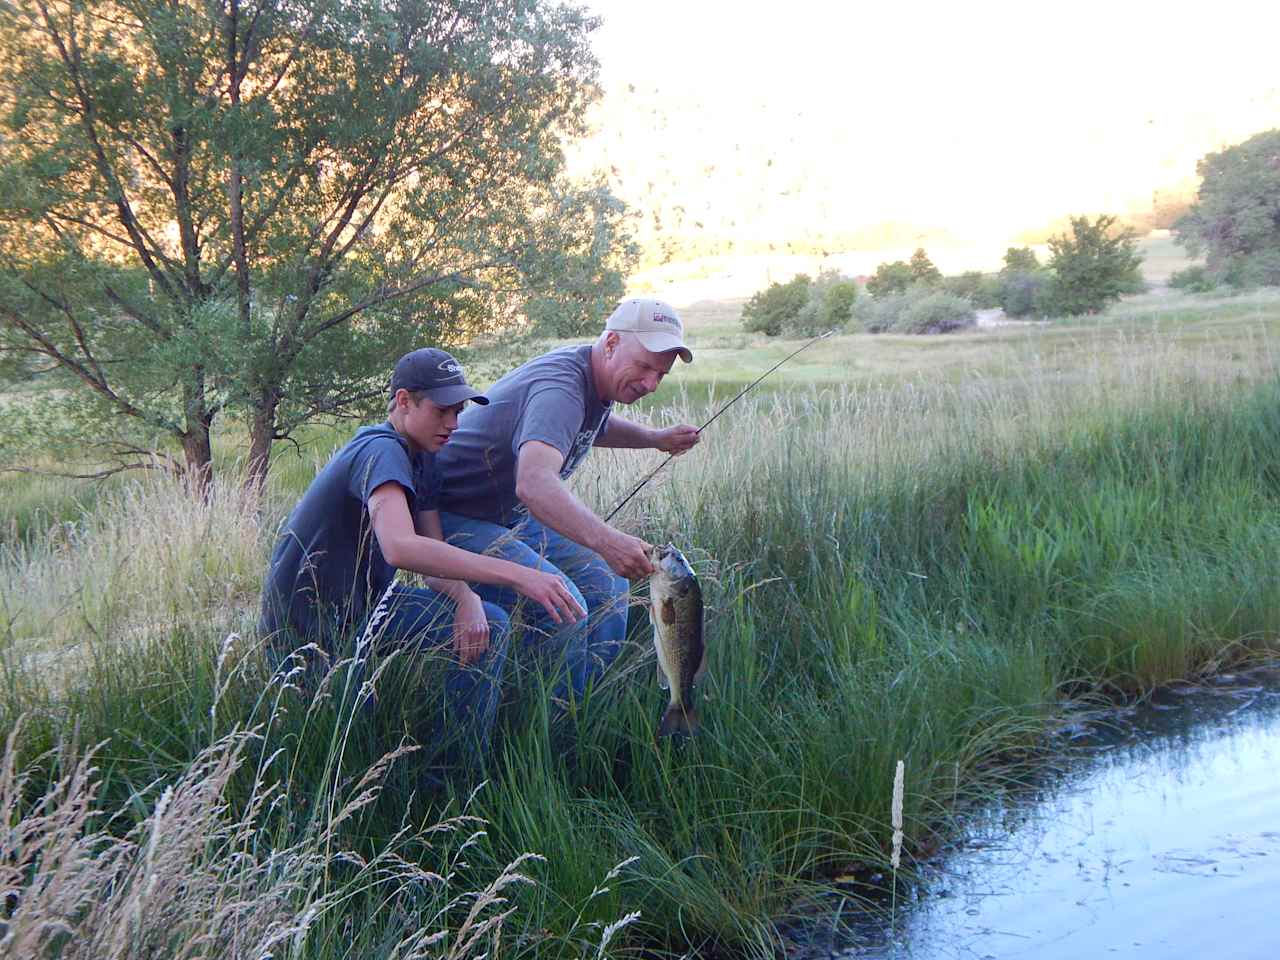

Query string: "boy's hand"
[452, 590, 490, 664]
[512, 569, 586, 624]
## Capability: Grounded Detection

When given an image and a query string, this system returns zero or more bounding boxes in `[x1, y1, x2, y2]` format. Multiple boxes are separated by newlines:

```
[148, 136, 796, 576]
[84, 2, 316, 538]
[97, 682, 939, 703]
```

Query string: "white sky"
[571, 0, 1280, 258]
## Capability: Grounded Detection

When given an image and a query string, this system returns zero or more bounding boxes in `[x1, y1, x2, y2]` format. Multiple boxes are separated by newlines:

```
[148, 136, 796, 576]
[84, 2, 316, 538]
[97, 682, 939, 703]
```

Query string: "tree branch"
[33, 0, 186, 304]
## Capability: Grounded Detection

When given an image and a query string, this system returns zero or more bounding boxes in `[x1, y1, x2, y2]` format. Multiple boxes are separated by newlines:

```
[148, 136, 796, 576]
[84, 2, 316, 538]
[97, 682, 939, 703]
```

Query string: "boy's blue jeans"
[439, 511, 629, 699]
[360, 584, 511, 750]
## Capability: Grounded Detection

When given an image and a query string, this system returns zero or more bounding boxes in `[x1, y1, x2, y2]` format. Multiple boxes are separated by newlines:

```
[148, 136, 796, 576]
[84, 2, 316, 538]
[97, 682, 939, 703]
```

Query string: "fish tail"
[658, 701, 700, 738]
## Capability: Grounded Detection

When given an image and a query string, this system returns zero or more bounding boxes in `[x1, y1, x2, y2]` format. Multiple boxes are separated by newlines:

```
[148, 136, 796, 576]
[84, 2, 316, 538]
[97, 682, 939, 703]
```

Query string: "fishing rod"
[604, 329, 835, 523]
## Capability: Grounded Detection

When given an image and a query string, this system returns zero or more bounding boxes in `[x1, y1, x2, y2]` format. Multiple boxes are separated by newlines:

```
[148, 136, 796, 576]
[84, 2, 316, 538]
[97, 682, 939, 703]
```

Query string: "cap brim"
[634, 331, 693, 363]
[424, 384, 489, 406]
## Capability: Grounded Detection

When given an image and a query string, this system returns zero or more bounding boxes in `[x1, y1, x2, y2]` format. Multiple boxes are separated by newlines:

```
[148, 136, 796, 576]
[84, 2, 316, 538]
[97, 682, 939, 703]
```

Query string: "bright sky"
[570, 0, 1280, 289]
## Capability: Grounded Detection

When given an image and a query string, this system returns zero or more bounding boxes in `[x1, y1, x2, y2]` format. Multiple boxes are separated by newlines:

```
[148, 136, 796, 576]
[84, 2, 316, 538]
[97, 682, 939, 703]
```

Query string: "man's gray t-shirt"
[437, 344, 611, 525]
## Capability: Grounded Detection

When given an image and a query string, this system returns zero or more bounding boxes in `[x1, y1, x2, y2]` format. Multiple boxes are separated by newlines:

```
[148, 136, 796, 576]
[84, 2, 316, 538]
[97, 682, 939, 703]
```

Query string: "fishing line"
[604, 329, 835, 523]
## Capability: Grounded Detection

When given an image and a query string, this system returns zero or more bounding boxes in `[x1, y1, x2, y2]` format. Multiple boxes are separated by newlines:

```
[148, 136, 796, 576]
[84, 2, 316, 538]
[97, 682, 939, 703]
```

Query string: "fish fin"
[653, 629, 670, 689]
[657, 702, 700, 738]
[693, 645, 709, 687]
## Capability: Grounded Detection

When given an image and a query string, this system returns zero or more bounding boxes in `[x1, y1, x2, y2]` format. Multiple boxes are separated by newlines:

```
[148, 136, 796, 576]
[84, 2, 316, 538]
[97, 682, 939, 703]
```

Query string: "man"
[259, 348, 584, 746]
[437, 297, 700, 698]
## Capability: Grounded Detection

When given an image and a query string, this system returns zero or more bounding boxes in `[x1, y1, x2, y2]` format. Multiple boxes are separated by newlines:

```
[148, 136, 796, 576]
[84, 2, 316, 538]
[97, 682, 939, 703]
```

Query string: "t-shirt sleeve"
[345, 437, 416, 506]
[512, 384, 586, 460]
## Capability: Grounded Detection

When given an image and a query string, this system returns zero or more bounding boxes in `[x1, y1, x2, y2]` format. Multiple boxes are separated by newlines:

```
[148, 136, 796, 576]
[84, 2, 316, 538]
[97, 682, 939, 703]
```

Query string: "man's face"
[399, 392, 465, 453]
[600, 332, 678, 404]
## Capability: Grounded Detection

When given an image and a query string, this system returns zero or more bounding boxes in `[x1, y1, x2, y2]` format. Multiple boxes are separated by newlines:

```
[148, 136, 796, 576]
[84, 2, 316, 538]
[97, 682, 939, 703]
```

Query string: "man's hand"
[452, 590, 490, 664]
[654, 424, 700, 455]
[511, 568, 587, 624]
[598, 528, 656, 580]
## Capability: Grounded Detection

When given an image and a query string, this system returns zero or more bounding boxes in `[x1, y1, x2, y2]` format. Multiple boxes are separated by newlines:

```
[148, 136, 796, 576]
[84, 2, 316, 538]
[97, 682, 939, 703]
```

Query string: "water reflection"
[844, 665, 1280, 959]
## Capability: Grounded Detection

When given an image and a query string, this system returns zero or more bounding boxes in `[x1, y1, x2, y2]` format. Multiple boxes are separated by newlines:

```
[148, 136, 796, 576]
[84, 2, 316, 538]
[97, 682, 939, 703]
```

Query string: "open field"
[3, 286, 1280, 958]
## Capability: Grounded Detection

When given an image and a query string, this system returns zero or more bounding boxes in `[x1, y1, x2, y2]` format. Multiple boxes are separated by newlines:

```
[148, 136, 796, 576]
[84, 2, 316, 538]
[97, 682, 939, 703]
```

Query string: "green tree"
[908, 247, 941, 285]
[1002, 247, 1040, 273]
[1044, 215, 1144, 315]
[1174, 129, 1280, 286]
[790, 268, 856, 336]
[0, 0, 632, 490]
[865, 260, 914, 298]
[741, 274, 812, 336]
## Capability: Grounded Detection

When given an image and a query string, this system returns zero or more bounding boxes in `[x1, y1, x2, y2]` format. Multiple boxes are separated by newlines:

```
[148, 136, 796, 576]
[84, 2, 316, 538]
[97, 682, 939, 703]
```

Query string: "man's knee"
[574, 562, 628, 615]
[481, 602, 513, 661]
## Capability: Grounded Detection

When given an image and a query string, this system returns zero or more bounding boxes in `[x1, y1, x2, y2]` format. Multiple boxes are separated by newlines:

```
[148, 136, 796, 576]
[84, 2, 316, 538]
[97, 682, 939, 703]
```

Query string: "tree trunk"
[180, 425, 214, 498]
[178, 371, 216, 497]
[245, 391, 280, 495]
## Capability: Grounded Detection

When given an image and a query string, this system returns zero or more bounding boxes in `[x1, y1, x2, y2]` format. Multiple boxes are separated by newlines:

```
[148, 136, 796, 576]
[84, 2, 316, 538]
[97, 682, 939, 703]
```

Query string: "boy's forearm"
[422, 575, 473, 602]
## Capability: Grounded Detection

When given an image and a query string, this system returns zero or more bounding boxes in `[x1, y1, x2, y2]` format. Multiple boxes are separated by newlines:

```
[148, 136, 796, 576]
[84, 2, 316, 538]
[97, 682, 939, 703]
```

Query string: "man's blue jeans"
[439, 512, 629, 699]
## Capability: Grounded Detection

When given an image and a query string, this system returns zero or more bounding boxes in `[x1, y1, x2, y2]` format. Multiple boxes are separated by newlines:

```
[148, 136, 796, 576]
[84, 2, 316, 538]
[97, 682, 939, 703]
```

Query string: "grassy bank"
[3, 294, 1280, 957]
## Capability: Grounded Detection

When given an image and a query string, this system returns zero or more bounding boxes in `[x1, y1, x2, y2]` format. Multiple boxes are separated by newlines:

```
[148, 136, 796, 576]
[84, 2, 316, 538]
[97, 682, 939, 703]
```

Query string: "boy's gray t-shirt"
[259, 423, 438, 644]
[437, 344, 612, 524]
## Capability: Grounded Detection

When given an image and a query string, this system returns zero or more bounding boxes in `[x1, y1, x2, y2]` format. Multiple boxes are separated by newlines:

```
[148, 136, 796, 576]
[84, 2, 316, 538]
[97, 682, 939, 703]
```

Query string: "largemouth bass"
[649, 543, 706, 737]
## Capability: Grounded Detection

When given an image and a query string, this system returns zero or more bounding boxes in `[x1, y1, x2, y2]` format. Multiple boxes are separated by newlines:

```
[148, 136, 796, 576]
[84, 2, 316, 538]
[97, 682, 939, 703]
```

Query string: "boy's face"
[397, 390, 465, 453]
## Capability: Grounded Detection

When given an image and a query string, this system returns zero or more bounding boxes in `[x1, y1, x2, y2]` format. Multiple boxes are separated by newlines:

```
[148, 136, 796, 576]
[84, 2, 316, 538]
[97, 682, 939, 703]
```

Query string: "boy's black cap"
[389, 348, 489, 406]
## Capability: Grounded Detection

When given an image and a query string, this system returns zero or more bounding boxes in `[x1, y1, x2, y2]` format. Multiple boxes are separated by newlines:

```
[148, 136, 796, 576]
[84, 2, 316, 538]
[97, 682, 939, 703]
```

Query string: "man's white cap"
[604, 297, 693, 363]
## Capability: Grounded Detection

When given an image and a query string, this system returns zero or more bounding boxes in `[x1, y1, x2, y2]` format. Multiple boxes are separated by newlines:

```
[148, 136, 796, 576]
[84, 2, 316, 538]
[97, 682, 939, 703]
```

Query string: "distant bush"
[1219, 250, 1280, 288]
[741, 273, 812, 335]
[1043, 214, 1145, 315]
[790, 269, 858, 336]
[865, 260, 915, 298]
[999, 269, 1053, 318]
[742, 270, 858, 337]
[1168, 265, 1216, 293]
[854, 285, 975, 334]
[900, 290, 977, 333]
[942, 271, 1002, 309]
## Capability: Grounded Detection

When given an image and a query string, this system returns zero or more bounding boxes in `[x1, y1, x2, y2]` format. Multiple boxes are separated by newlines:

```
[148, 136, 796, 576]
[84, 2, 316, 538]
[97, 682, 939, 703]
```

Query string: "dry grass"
[0, 719, 327, 958]
[1, 476, 268, 683]
[0, 645, 640, 960]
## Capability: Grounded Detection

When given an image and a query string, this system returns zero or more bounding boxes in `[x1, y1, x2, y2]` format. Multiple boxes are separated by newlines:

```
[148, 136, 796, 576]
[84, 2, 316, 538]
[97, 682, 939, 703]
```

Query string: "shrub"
[741, 274, 812, 335]
[942, 271, 1002, 309]
[999, 269, 1053, 318]
[1044, 214, 1145, 315]
[1168, 265, 1216, 293]
[866, 261, 915, 298]
[899, 290, 977, 333]
[1219, 250, 1280, 288]
[854, 285, 975, 334]
[789, 269, 858, 336]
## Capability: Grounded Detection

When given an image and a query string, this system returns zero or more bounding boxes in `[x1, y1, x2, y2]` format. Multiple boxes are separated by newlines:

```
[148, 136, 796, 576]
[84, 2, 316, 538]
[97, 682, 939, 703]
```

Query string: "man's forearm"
[595, 415, 658, 449]
[517, 469, 613, 550]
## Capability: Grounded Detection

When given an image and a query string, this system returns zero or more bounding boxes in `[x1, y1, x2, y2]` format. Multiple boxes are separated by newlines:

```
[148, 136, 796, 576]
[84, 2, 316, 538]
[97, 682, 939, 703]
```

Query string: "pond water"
[837, 664, 1280, 959]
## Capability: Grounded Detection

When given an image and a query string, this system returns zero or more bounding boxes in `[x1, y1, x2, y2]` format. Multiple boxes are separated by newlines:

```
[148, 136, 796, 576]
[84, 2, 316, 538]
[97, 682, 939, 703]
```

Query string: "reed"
[3, 300, 1280, 957]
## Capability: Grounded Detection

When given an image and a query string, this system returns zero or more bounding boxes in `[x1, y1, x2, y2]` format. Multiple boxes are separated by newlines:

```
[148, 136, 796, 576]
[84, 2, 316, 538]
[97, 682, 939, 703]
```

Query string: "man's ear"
[604, 331, 620, 359]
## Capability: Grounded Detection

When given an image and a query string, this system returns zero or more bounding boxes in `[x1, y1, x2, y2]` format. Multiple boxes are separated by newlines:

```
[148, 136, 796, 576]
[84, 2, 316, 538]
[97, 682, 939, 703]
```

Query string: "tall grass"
[3, 320, 1280, 957]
